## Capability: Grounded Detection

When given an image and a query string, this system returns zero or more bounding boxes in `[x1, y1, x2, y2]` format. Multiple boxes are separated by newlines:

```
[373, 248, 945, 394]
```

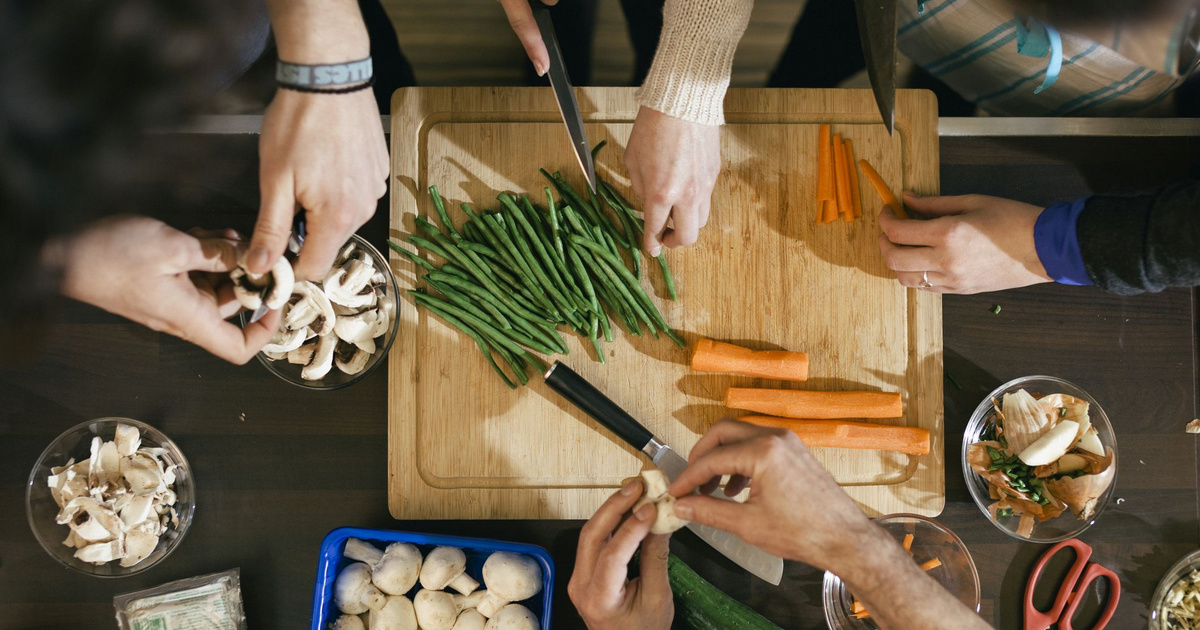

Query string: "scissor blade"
[853, 0, 898, 134]
[530, 3, 597, 193]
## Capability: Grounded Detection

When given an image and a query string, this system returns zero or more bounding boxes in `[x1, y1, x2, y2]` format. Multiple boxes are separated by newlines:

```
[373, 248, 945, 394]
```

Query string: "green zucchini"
[668, 554, 782, 630]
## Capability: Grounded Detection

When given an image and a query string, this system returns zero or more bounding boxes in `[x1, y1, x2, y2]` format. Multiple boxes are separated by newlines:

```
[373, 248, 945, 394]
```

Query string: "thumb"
[249, 173, 296, 275]
[902, 192, 976, 218]
[673, 495, 748, 536]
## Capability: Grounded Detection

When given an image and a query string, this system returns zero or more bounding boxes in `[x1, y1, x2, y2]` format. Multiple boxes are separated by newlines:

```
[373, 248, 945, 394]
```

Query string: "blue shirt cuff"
[1034, 197, 1093, 286]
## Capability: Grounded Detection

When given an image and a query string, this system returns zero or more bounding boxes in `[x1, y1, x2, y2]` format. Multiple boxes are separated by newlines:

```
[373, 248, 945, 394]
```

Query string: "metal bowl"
[25, 418, 195, 577]
[1149, 549, 1200, 629]
[242, 234, 400, 391]
[962, 375, 1118, 543]
[823, 514, 980, 629]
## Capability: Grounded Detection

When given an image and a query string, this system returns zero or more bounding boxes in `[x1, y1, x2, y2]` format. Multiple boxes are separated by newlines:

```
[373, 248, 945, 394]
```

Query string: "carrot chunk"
[738, 417, 930, 455]
[726, 388, 903, 419]
[859, 158, 908, 219]
[691, 338, 809, 381]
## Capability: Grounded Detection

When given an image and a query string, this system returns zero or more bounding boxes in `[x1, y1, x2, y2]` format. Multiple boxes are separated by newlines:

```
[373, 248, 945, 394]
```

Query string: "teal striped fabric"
[896, 0, 1182, 116]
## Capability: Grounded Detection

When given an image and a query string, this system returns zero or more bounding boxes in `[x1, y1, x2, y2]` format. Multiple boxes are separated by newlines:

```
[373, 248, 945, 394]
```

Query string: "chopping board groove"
[390, 87, 943, 520]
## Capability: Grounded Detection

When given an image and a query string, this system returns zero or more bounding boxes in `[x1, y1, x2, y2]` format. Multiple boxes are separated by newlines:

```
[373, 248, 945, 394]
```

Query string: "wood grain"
[388, 87, 944, 519]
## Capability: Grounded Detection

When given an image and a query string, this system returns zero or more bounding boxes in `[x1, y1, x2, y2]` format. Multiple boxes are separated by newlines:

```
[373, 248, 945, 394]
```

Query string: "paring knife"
[528, 0, 598, 193]
[544, 362, 785, 585]
[853, 0, 898, 135]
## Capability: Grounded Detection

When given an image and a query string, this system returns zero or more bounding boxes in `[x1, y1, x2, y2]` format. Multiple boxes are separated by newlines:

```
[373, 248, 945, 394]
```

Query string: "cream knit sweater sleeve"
[635, 0, 755, 126]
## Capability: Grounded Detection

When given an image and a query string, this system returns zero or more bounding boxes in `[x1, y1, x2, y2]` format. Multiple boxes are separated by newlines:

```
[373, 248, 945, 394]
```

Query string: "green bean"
[496, 210, 579, 325]
[513, 195, 593, 314]
[588, 315, 604, 364]
[483, 214, 557, 314]
[597, 307, 613, 343]
[657, 253, 678, 301]
[577, 247, 656, 332]
[427, 277, 511, 330]
[501, 194, 579, 307]
[411, 236, 533, 325]
[429, 272, 567, 353]
[491, 344, 529, 386]
[412, 291, 554, 355]
[429, 185, 460, 240]
[421, 304, 515, 388]
[570, 237, 667, 330]
[565, 246, 601, 313]
[388, 241, 438, 273]
[546, 187, 565, 258]
[440, 264, 472, 281]
[407, 235, 456, 266]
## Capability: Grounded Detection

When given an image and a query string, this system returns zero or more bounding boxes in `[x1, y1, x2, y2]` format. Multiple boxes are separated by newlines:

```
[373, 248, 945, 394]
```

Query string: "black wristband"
[278, 77, 375, 95]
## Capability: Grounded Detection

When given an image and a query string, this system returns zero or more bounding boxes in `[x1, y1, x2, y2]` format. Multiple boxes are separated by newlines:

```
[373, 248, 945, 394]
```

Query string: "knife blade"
[853, 0, 898, 134]
[543, 362, 785, 585]
[528, 1, 597, 193]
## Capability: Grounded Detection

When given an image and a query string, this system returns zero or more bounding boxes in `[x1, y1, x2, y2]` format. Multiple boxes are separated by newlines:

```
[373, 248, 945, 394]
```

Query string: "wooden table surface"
[0, 129, 1196, 630]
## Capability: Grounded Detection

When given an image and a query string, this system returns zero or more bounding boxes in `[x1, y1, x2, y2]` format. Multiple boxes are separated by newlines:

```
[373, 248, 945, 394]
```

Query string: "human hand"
[569, 479, 673, 630]
[252, 88, 388, 282]
[496, 0, 559, 76]
[56, 216, 281, 364]
[625, 106, 721, 255]
[668, 419, 873, 569]
[878, 192, 1052, 294]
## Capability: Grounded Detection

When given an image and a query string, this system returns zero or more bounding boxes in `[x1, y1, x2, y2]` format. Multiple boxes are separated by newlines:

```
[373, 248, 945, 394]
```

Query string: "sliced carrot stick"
[739, 417, 930, 455]
[726, 388, 903, 419]
[822, 199, 838, 223]
[858, 158, 908, 219]
[844, 139, 862, 218]
[834, 137, 853, 222]
[817, 124, 832, 206]
[902, 533, 914, 552]
[832, 133, 847, 217]
[920, 558, 943, 572]
[852, 599, 867, 614]
[691, 338, 809, 381]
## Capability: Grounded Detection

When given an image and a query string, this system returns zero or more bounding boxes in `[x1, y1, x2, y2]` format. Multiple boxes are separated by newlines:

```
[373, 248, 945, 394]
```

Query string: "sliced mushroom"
[288, 342, 317, 365]
[287, 281, 336, 337]
[75, 539, 125, 564]
[114, 424, 141, 457]
[325, 255, 378, 309]
[120, 524, 159, 567]
[231, 255, 295, 311]
[336, 342, 372, 376]
[263, 327, 307, 355]
[302, 333, 337, 381]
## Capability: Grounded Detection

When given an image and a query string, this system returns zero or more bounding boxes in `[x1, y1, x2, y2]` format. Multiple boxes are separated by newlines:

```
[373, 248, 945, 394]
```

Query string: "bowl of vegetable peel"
[962, 375, 1117, 542]
[1150, 548, 1200, 629]
[822, 514, 980, 629]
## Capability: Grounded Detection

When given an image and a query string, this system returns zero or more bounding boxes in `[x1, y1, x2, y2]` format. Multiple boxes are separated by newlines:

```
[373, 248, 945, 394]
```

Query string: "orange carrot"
[739, 417, 930, 455]
[902, 533, 914, 552]
[817, 124, 832, 212]
[852, 600, 867, 614]
[822, 199, 838, 223]
[853, 611, 872, 619]
[691, 338, 809, 381]
[834, 137, 853, 222]
[726, 388, 903, 419]
[858, 158, 908, 219]
[832, 133, 847, 217]
[920, 558, 943, 572]
[844, 139, 862, 218]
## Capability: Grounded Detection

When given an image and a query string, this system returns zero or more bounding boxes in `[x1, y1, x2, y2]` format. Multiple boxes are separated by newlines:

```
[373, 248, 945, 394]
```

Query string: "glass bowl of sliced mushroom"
[238, 234, 400, 390]
[25, 418, 195, 577]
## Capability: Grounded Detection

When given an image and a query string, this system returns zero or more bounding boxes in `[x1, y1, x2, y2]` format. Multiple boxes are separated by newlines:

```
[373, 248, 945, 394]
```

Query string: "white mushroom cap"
[302, 333, 337, 381]
[632, 469, 688, 535]
[368, 595, 418, 630]
[336, 563, 388, 615]
[414, 590, 459, 630]
[331, 615, 366, 630]
[453, 610, 487, 630]
[288, 280, 337, 337]
[373, 543, 423, 596]
[476, 553, 543, 617]
[420, 546, 479, 595]
[325, 256, 378, 309]
[482, 604, 538, 630]
[262, 327, 307, 355]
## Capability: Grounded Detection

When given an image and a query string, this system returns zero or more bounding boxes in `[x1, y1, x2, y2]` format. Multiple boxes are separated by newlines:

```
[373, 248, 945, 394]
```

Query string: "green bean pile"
[389, 149, 682, 388]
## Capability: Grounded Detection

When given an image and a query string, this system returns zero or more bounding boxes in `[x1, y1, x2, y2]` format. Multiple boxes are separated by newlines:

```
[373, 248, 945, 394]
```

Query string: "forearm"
[265, 0, 369, 63]
[835, 525, 990, 630]
[1075, 180, 1200, 294]
[636, 0, 754, 126]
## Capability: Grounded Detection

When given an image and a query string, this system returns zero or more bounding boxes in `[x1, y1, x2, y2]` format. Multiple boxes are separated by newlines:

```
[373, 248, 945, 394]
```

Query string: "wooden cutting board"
[388, 87, 943, 520]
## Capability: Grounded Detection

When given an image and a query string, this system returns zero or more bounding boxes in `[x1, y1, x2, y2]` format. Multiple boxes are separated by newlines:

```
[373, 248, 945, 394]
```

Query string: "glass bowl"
[962, 375, 1118, 543]
[242, 234, 400, 390]
[1149, 549, 1200, 629]
[26, 418, 195, 577]
[823, 514, 980, 629]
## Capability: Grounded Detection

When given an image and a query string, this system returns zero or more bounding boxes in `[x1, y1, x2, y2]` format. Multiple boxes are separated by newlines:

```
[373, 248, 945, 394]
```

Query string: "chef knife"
[853, 0, 898, 135]
[528, 0, 598, 193]
[544, 361, 785, 585]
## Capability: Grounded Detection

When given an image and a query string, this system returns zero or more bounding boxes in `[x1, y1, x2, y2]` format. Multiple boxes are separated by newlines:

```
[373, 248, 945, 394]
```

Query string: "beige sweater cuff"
[635, 0, 754, 126]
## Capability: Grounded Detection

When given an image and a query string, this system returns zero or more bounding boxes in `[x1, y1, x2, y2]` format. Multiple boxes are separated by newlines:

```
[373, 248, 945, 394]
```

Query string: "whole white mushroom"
[414, 589, 459, 630]
[476, 553, 542, 617]
[452, 609, 487, 630]
[420, 546, 479, 595]
[335, 563, 387, 615]
[483, 604, 538, 630]
[330, 615, 366, 630]
[368, 595, 418, 630]
[343, 538, 423, 596]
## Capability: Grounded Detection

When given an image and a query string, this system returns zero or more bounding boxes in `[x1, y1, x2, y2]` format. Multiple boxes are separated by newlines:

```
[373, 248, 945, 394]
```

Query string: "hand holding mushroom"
[52, 216, 280, 364]
[567, 479, 673, 630]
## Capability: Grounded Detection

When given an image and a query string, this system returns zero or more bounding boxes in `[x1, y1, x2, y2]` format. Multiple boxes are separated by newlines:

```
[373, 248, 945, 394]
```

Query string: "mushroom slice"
[336, 345, 372, 376]
[325, 257, 378, 308]
[75, 539, 125, 565]
[122, 453, 165, 496]
[120, 523, 160, 567]
[262, 327, 307, 355]
[288, 342, 317, 365]
[289, 280, 337, 337]
[114, 424, 141, 457]
[302, 333, 337, 381]
[231, 255, 295, 311]
[119, 494, 156, 528]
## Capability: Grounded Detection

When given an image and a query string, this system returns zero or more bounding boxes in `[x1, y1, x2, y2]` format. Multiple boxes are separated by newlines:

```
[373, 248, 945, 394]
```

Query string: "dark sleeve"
[1075, 180, 1200, 295]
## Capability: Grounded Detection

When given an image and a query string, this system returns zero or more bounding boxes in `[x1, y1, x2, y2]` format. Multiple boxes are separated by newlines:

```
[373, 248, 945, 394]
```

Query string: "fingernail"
[902, 190, 918, 199]
[536, 61, 547, 77]
[649, 245, 661, 257]
[674, 503, 694, 519]
[620, 480, 639, 496]
[248, 246, 269, 272]
[635, 504, 655, 521]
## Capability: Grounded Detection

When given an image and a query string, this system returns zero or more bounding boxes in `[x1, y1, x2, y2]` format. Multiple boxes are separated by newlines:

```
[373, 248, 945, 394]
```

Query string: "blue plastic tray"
[311, 526, 555, 629]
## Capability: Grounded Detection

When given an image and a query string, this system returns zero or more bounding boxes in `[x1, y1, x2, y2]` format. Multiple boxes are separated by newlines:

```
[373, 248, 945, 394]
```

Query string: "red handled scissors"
[1024, 539, 1120, 630]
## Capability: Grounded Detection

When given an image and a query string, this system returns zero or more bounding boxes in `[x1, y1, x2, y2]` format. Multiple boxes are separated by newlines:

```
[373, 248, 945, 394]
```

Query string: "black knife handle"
[544, 362, 654, 451]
